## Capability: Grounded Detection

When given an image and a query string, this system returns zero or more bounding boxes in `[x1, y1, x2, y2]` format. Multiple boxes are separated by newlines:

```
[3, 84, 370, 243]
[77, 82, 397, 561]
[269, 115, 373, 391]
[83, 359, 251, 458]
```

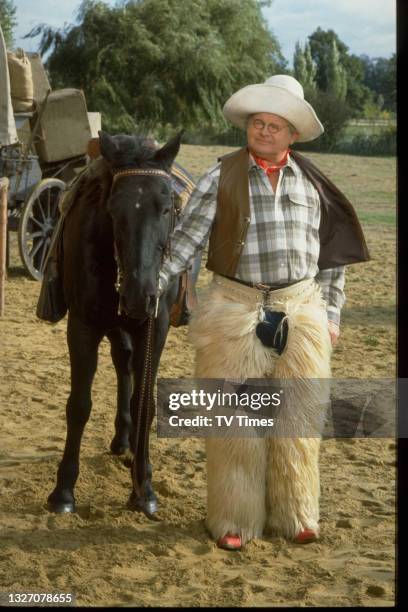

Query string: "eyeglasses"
[250, 118, 290, 135]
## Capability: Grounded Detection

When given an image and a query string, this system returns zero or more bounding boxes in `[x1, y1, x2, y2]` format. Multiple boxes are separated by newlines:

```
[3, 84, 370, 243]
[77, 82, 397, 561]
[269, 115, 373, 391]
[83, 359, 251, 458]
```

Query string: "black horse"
[47, 130, 182, 518]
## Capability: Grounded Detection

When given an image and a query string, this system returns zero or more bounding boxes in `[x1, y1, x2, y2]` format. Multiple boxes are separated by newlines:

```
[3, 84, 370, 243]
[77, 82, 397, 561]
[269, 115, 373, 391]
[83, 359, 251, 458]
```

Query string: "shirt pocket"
[281, 192, 315, 225]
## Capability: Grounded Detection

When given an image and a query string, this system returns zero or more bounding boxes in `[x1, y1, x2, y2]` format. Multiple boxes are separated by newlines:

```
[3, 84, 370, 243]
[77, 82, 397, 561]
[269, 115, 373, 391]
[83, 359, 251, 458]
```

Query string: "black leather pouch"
[36, 217, 67, 324]
[255, 310, 288, 355]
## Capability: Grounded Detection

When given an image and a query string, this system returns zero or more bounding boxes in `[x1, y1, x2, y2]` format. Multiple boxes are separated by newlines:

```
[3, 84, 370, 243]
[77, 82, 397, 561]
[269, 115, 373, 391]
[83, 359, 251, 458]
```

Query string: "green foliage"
[362, 99, 390, 120]
[0, 0, 17, 47]
[293, 41, 316, 95]
[293, 90, 351, 152]
[326, 39, 347, 101]
[307, 27, 372, 117]
[335, 125, 396, 157]
[294, 42, 307, 86]
[360, 54, 396, 114]
[308, 27, 348, 91]
[27, 0, 285, 133]
[304, 42, 316, 93]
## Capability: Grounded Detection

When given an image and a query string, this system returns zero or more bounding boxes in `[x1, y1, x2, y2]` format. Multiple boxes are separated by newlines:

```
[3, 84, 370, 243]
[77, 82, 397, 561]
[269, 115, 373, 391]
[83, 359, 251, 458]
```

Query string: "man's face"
[246, 112, 299, 160]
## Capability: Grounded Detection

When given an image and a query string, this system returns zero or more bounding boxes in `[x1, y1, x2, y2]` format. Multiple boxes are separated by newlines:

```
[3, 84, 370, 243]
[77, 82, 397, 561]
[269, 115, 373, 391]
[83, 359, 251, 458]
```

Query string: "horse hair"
[72, 135, 162, 211]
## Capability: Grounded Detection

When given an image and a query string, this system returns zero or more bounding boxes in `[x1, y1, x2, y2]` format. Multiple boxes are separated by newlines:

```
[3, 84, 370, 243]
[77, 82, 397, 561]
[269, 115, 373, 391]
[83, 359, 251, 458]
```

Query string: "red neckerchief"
[252, 149, 290, 175]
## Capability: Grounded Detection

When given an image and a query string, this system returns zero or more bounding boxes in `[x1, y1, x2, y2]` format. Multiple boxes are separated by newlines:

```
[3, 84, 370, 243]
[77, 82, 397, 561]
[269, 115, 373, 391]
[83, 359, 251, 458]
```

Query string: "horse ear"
[98, 130, 119, 162]
[153, 130, 184, 170]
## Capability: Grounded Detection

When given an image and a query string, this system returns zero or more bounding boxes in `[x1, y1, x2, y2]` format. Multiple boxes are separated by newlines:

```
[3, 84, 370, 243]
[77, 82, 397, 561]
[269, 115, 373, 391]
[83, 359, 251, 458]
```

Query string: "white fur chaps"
[188, 275, 332, 544]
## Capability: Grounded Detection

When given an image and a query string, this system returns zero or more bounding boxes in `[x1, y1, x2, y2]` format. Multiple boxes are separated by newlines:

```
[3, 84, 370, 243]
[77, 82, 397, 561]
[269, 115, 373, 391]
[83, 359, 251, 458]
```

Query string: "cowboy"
[158, 75, 369, 550]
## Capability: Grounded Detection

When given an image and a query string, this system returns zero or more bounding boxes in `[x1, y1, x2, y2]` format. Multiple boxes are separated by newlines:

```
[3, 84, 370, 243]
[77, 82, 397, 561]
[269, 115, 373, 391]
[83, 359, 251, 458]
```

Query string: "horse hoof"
[122, 456, 133, 468]
[110, 439, 129, 456]
[144, 498, 159, 516]
[47, 490, 75, 514]
[47, 500, 76, 514]
[127, 494, 159, 519]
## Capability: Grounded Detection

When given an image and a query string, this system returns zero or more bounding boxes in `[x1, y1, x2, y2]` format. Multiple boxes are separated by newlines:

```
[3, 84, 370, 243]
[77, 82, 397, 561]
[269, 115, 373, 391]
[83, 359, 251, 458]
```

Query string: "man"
[158, 75, 369, 550]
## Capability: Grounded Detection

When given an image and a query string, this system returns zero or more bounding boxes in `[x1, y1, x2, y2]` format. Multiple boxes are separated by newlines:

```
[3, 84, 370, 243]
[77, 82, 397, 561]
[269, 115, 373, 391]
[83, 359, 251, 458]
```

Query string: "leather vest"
[206, 147, 370, 276]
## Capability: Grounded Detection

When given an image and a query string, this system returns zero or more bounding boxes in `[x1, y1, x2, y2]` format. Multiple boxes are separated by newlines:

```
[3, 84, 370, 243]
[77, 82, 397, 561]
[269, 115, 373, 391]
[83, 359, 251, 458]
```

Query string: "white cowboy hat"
[223, 74, 324, 142]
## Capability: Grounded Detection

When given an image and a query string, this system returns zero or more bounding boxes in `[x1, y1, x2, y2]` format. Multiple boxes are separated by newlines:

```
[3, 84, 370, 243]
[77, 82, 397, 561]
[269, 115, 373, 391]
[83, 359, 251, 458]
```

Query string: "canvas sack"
[7, 49, 34, 112]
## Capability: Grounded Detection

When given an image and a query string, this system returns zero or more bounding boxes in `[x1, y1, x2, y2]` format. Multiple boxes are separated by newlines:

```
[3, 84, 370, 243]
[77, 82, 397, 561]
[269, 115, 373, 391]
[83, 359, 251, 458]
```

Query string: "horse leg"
[107, 328, 133, 455]
[127, 307, 170, 516]
[47, 314, 103, 513]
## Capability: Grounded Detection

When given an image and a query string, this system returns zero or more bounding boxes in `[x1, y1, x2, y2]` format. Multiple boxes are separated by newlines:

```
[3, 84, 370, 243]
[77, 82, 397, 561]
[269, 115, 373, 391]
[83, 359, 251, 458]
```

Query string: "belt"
[220, 274, 300, 292]
[212, 274, 317, 307]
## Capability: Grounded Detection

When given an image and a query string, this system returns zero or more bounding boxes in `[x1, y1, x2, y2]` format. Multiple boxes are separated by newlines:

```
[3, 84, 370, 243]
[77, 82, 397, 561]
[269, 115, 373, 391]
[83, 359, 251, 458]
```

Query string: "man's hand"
[328, 320, 340, 346]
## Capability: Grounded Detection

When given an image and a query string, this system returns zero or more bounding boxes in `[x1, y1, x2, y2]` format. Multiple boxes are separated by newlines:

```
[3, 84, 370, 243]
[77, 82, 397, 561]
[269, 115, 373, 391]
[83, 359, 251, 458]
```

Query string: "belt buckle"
[255, 282, 271, 292]
[254, 283, 271, 306]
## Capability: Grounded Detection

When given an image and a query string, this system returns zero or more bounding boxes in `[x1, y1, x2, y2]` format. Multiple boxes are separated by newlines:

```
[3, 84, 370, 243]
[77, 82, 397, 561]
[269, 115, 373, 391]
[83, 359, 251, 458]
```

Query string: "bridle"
[110, 167, 179, 318]
[109, 167, 180, 513]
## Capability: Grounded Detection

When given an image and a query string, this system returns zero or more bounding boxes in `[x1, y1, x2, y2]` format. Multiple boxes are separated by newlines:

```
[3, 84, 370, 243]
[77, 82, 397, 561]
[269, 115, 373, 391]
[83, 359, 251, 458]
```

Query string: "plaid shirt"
[160, 153, 346, 326]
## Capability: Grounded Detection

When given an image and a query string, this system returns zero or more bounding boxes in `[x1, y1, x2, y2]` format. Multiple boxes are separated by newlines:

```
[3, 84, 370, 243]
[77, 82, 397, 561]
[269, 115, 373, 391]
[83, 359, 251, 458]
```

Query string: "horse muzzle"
[119, 293, 157, 319]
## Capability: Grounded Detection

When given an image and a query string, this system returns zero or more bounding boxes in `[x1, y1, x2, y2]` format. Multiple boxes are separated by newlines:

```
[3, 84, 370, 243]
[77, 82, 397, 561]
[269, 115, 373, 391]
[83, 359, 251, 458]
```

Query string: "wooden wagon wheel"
[18, 178, 66, 281]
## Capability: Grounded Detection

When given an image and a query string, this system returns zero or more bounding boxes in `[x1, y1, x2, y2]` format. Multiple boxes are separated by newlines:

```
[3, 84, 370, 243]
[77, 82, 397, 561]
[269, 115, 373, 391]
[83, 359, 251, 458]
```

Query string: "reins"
[110, 167, 179, 517]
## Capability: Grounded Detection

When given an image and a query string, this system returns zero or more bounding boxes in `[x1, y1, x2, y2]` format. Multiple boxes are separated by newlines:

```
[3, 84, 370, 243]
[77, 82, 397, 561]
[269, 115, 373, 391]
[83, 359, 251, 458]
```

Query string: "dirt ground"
[0, 147, 396, 607]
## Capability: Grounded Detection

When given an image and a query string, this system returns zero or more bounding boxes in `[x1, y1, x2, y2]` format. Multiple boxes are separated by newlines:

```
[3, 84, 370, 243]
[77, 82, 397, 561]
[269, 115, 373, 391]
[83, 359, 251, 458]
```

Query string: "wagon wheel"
[18, 178, 66, 281]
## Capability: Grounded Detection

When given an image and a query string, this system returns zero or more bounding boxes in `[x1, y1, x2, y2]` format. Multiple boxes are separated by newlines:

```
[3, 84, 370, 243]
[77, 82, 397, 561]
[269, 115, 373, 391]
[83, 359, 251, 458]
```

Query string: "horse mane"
[73, 135, 158, 211]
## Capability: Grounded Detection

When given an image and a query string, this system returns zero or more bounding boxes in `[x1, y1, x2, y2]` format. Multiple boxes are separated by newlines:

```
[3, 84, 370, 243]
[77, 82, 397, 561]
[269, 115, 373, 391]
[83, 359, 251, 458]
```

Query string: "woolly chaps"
[188, 275, 332, 544]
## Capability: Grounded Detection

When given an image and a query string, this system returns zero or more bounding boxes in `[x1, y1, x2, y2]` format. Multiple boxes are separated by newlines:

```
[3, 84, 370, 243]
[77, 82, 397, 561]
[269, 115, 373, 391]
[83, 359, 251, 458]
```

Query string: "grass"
[176, 145, 397, 226]
[358, 211, 396, 226]
[364, 335, 381, 347]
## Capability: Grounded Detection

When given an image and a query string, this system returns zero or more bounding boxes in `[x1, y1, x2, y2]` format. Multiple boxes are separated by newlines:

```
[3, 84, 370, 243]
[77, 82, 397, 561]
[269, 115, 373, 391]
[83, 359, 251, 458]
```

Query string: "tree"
[0, 0, 17, 47]
[360, 53, 396, 114]
[304, 42, 316, 93]
[293, 32, 351, 150]
[294, 89, 351, 152]
[326, 39, 347, 101]
[308, 27, 371, 116]
[293, 41, 316, 96]
[27, 0, 286, 133]
[308, 27, 348, 91]
[294, 42, 307, 86]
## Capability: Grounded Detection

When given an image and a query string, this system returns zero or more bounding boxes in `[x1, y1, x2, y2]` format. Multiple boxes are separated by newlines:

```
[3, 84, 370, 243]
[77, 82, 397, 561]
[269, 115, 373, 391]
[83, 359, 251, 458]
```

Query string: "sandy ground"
[0, 148, 396, 607]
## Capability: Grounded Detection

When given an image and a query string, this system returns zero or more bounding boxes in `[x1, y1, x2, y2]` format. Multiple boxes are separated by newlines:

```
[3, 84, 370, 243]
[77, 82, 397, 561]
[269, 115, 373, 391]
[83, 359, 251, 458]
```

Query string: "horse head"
[99, 130, 182, 319]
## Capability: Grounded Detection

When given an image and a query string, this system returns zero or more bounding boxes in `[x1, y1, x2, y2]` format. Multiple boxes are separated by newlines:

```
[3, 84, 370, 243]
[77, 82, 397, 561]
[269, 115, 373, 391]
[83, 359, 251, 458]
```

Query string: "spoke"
[26, 231, 44, 240]
[47, 188, 52, 218]
[38, 237, 50, 272]
[35, 199, 46, 221]
[29, 238, 44, 259]
[28, 216, 44, 229]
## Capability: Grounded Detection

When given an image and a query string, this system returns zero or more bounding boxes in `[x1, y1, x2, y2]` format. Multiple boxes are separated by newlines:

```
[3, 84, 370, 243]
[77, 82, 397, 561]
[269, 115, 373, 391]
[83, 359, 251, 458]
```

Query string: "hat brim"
[223, 83, 324, 142]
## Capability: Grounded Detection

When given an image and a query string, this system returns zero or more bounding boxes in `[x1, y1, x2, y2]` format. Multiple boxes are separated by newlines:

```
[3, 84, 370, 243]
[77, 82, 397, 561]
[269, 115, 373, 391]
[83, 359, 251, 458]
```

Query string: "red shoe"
[294, 528, 318, 544]
[216, 534, 242, 551]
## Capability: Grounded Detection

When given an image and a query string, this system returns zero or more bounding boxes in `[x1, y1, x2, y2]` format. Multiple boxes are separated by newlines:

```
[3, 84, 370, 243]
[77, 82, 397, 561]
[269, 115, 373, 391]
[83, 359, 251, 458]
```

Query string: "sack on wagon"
[7, 49, 34, 112]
